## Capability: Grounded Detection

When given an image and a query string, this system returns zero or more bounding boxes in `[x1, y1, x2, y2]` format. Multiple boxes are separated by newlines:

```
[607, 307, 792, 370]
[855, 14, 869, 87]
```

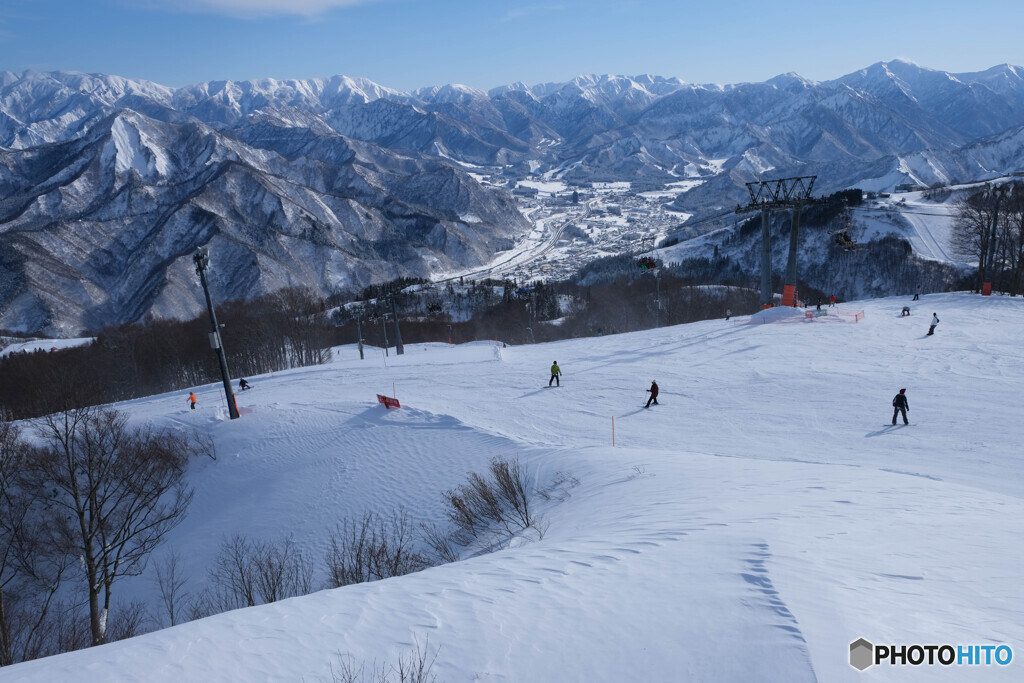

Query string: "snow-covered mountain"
[0, 107, 526, 335]
[3, 61, 1024, 334]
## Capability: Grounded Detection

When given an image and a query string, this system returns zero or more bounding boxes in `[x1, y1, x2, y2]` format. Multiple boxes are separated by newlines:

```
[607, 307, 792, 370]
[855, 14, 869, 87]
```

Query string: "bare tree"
[442, 456, 537, 544]
[208, 535, 259, 610]
[106, 599, 152, 642]
[952, 192, 996, 290]
[152, 551, 192, 627]
[489, 458, 532, 530]
[0, 422, 73, 666]
[34, 408, 207, 646]
[420, 523, 459, 565]
[1000, 189, 1024, 295]
[331, 636, 439, 683]
[208, 534, 315, 610]
[252, 535, 314, 604]
[0, 421, 31, 666]
[324, 510, 428, 588]
[21, 599, 89, 661]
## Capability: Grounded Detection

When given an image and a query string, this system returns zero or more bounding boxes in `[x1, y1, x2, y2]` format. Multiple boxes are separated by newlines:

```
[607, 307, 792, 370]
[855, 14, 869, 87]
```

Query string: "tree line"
[0, 288, 334, 421]
[951, 181, 1024, 295]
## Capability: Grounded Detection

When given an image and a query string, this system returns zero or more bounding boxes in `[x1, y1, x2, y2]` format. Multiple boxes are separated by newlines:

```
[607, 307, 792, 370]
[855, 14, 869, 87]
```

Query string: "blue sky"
[2, 0, 1022, 91]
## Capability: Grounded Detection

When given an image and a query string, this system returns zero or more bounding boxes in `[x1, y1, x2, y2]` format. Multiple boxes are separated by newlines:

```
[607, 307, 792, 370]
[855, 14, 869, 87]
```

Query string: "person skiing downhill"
[645, 380, 659, 408]
[549, 361, 562, 387]
[892, 388, 909, 425]
[187, 392, 197, 410]
[239, 378, 251, 391]
[927, 313, 940, 336]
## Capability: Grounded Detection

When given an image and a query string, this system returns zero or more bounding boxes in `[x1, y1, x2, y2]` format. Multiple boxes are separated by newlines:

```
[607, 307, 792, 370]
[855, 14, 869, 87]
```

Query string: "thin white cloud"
[140, 0, 377, 18]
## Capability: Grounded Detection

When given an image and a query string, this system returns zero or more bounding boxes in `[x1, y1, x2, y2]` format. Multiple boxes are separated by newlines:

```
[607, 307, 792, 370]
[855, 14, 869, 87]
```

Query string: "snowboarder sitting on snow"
[892, 388, 909, 425]
[239, 378, 251, 391]
[549, 361, 562, 387]
[927, 312, 940, 336]
[645, 380, 659, 408]
[901, 306, 911, 317]
[187, 392, 197, 410]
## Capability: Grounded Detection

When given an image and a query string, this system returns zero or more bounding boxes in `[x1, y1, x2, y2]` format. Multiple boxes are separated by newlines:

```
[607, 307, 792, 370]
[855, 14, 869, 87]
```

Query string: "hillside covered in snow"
[3, 291, 1021, 682]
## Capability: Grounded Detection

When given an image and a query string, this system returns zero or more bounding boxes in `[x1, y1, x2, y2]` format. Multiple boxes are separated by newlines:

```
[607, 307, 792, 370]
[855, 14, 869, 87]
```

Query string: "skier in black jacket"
[645, 380, 659, 408]
[892, 388, 909, 425]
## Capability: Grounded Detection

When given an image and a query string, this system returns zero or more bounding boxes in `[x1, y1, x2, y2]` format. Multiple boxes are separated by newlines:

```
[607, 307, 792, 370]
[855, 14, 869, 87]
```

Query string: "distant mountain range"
[2, 61, 1024, 334]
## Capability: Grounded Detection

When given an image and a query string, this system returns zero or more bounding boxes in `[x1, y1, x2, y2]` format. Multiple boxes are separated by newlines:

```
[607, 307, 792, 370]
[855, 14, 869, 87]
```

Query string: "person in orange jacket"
[187, 392, 197, 410]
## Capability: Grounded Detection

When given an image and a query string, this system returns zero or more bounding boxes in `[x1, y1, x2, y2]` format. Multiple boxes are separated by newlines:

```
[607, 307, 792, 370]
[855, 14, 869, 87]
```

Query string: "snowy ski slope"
[4, 292, 1023, 682]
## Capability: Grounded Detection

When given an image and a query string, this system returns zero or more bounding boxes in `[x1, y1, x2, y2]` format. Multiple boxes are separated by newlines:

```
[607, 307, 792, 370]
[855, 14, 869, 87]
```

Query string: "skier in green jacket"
[549, 361, 562, 387]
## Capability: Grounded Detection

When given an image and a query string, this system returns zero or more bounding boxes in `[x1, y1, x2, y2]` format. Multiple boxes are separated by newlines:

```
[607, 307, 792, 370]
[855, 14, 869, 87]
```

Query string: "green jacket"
[550, 363, 561, 375]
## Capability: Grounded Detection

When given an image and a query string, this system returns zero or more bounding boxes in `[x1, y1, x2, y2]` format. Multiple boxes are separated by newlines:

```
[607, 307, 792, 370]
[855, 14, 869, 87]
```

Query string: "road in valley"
[437, 201, 593, 283]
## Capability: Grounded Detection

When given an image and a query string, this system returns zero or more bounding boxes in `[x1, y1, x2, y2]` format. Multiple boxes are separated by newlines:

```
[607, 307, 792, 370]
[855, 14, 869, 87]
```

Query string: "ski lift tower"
[736, 176, 818, 308]
[193, 247, 240, 420]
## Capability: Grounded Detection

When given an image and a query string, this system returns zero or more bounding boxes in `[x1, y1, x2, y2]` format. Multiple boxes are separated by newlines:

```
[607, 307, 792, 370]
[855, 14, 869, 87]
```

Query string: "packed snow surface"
[855, 190, 967, 264]
[5, 293, 1023, 682]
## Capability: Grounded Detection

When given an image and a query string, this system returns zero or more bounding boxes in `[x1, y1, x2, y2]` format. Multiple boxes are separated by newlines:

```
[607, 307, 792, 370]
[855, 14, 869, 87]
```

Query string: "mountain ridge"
[3, 61, 1024, 334]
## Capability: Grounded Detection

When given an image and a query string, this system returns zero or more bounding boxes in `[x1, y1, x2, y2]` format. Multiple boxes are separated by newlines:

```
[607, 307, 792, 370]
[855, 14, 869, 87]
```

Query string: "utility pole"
[391, 295, 404, 355]
[380, 313, 389, 356]
[783, 204, 803, 306]
[654, 267, 661, 328]
[356, 318, 365, 360]
[192, 247, 239, 420]
[737, 176, 818, 309]
[982, 183, 1012, 296]
[759, 208, 772, 308]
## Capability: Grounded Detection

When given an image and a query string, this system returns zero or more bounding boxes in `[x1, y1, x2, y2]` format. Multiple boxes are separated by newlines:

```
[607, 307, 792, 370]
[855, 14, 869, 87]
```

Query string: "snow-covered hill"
[4, 292, 1021, 682]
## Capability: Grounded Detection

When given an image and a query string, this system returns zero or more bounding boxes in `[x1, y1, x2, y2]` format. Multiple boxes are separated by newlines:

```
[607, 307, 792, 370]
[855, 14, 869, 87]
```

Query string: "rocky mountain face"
[0, 90, 527, 334]
[2, 61, 1024, 334]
